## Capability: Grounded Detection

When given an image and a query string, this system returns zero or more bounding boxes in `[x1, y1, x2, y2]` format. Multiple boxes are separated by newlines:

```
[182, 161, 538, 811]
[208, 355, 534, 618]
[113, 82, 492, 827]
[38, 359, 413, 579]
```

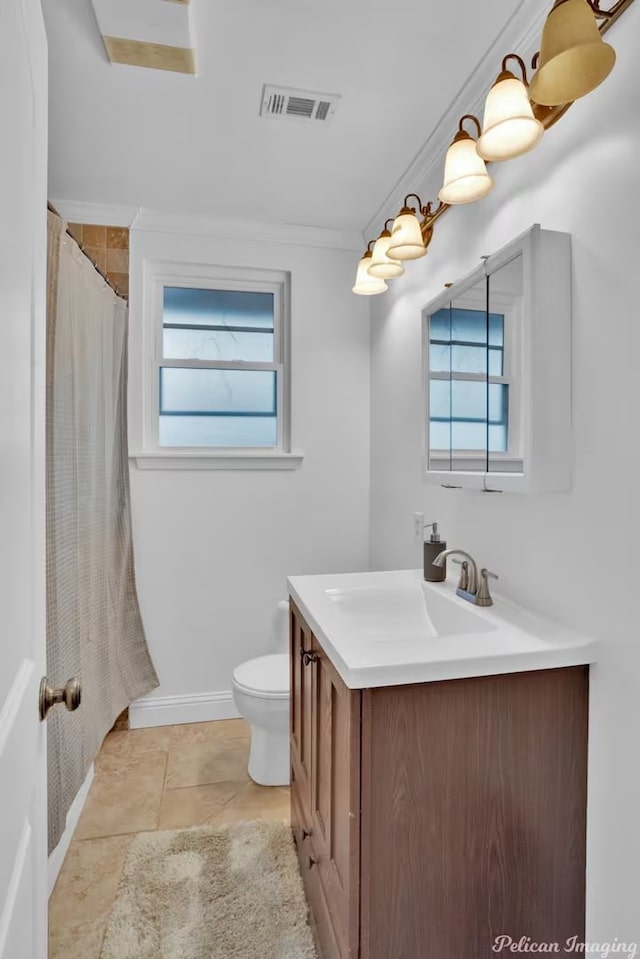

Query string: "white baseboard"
[129, 690, 240, 728]
[48, 764, 95, 896]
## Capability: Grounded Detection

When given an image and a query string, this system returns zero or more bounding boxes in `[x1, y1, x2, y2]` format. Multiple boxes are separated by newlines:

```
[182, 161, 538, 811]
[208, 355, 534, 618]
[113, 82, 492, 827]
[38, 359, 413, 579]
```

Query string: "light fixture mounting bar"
[586, 0, 615, 16]
[592, 0, 635, 27]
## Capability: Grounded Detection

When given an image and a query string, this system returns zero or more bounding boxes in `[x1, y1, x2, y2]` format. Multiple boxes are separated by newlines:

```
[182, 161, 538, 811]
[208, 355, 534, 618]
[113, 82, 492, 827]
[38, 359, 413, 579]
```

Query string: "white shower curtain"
[46, 212, 158, 852]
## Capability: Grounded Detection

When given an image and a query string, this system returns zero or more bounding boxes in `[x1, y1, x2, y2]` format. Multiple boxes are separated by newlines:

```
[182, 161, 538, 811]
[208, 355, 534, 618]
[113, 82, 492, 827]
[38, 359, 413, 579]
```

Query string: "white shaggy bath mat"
[100, 819, 317, 959]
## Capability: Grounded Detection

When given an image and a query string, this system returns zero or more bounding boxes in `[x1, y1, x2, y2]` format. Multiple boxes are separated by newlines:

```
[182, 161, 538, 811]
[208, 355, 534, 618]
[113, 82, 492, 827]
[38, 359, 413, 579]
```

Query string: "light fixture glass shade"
[529, 0, 616, 106]
[477, 73, 544, 161]
[438, 132, 493, 205]
[386, 207, 427, 260]
[352, 252, 388, 295]
[368, 231, 405, 279]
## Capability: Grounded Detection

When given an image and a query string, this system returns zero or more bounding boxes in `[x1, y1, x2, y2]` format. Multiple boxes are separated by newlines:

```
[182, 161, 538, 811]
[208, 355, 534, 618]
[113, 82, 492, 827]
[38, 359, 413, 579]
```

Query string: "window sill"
[428, 454, 523, 473]
[130, 451, 304, 471]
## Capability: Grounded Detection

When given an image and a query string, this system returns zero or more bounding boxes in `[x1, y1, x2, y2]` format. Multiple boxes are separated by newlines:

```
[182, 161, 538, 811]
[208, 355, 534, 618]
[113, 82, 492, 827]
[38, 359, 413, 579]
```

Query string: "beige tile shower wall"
[67, 223, 129, 299]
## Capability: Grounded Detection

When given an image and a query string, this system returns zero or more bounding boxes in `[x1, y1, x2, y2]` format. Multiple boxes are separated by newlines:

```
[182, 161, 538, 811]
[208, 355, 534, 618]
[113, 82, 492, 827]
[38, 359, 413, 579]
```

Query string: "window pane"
[159, 415, 277, 448]
[163, 288, 274, 329]
[447, 380, 508, 426]
[451, 421, 487, 451]
[429, 343, 451, 373]
[450, 309, 504, 345]
[429, 381, 508, 452]
[163, 328, 274, 363]
[451, 379, 486, 421]
[429, 421, 451, 451]
[488, 314, 504, 347]
[429, 379, 451, 452]
[160, 367, 276, 415]
[430, 307, 503, 376]
[488, 423, 508, 453]
[163, 287, 274, 362]
[452, 345, 503, 376]
[428, 302, 509, 457]
[159, 368, 277, 448]
[430, 308, 452, 341]
[489, 382, 508, 424]
[429, 379, 451, 420]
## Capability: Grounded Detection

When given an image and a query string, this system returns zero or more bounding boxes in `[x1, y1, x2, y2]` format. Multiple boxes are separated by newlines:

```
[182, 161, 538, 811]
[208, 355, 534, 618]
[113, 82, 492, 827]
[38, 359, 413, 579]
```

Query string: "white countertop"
[287, 568, 596, 690]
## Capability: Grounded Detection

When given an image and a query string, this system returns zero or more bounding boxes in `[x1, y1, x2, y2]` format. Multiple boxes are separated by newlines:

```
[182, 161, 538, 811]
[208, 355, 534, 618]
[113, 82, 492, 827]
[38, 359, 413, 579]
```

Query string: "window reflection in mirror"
[424, 226, 570, 492]
[428, 274, 490, 473]
[487, 253, 523, 475]
[428, 302, 452, 471]
[426, 253, 524, 478]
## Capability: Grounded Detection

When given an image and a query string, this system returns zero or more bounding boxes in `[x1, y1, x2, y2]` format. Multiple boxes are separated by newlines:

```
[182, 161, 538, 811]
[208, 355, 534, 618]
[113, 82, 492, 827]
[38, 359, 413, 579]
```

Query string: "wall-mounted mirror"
[423, 225, 571, 493]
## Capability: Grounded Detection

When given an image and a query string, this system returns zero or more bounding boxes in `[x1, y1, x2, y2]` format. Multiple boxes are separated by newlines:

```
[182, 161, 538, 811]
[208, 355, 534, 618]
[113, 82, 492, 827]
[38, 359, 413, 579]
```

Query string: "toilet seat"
[232, 653, 289, 700]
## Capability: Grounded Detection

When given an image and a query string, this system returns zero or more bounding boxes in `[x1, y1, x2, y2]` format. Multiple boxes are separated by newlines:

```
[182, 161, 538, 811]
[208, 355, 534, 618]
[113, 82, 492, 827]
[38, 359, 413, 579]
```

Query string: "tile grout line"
[156, 745, 171, 829]
[161, 776, 249, 794]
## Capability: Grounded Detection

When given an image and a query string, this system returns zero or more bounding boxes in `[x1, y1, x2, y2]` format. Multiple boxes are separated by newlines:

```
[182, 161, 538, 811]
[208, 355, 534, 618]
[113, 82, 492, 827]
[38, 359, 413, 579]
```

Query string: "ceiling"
[43, 0, 528, 232]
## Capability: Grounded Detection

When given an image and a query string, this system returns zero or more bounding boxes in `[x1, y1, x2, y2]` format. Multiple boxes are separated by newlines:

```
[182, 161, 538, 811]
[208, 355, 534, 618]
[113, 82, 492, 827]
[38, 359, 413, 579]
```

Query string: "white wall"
[370, 7, 640, 942]
[128, 222, 371, 722]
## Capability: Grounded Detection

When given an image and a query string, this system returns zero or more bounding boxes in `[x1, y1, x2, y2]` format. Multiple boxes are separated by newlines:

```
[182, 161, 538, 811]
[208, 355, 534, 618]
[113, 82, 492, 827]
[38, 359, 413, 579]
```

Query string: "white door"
[0, 0, 49, 956]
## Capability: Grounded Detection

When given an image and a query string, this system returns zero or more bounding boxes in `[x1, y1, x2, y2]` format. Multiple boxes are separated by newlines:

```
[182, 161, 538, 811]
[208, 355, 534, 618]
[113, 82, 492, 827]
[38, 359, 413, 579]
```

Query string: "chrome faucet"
[432, 548, 498, 607]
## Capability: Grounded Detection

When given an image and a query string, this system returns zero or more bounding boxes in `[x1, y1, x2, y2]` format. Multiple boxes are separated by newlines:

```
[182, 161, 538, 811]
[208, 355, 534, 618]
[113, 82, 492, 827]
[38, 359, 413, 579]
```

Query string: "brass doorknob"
[39, 677, 82, 721]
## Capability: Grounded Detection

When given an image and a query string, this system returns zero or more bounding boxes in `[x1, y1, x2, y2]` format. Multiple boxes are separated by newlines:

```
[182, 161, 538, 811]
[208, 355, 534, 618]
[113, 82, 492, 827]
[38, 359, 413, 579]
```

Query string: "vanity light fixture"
[528, 0, 616, 106]
[477, 55, 545, 161]
[350, 0, 634, 296]
[386, 196, 432, 261]
[368, 219, 406, 279]
[352, 241, 389, 295]
[439, 115, 494, 205]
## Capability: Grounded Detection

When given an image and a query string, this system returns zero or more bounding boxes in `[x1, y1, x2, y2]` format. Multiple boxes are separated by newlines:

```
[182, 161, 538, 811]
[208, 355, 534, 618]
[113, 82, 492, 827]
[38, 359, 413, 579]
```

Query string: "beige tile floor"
[49, 719, 290, 959]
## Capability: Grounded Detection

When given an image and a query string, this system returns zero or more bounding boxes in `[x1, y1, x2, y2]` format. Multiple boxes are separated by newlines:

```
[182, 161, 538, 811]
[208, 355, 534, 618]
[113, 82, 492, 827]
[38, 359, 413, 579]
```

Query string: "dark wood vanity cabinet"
[290, 603, 360, 958]
[290, 600, 590, 959]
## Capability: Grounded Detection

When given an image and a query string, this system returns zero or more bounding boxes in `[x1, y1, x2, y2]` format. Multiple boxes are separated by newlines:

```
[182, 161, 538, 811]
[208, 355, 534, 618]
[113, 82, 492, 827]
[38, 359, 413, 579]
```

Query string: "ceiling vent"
[260, 85, 340, 124]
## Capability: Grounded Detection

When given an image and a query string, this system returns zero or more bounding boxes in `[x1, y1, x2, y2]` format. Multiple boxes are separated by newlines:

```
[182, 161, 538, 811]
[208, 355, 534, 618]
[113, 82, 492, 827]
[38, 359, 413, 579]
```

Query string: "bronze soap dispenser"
[423, 522, 446, 582]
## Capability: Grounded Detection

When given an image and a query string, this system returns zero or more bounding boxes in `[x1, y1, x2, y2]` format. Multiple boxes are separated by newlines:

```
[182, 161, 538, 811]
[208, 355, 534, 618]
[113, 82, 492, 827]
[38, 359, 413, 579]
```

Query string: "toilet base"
[248, 726, 290, 787]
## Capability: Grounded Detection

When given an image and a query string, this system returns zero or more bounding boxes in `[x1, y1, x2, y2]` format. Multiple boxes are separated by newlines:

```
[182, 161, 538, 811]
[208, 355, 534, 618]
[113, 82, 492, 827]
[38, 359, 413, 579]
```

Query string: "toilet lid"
[233, 653, 289, 698]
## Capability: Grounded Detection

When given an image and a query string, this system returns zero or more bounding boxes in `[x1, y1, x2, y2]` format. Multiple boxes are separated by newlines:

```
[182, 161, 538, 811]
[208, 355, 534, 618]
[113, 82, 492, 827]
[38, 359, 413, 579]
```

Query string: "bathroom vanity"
[287, 569, 595, 959]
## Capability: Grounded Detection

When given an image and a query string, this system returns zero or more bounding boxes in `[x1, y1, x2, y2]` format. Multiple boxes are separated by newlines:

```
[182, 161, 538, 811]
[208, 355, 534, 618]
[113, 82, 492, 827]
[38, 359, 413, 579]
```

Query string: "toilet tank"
[269, 600, 290, 653]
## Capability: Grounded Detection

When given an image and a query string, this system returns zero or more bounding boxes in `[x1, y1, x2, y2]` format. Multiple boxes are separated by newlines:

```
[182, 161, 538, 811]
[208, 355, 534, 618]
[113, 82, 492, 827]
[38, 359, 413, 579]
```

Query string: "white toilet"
[232, 600, 290, 787]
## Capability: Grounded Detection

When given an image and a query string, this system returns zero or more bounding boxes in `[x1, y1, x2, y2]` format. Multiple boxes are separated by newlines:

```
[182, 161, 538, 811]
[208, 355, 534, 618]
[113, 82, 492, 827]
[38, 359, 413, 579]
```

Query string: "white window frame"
[133, 260, 302, 470]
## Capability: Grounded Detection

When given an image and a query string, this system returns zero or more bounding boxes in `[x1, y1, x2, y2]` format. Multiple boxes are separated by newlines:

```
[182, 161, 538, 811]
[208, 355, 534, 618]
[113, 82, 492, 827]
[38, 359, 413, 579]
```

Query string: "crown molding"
[50, 199, 140, 227]
[130, 207, 365, 252]
[363, 0, 551, 240]
[51, 201, 365, 252]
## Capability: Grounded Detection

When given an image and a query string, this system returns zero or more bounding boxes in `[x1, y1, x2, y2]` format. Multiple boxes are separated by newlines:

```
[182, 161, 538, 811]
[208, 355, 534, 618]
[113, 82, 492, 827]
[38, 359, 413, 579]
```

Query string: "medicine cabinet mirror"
[423, 224, 571, 493]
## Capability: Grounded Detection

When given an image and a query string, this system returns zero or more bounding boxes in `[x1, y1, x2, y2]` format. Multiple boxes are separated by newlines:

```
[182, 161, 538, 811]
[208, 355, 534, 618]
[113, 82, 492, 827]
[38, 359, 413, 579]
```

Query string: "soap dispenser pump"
[423, 522, 446, 582]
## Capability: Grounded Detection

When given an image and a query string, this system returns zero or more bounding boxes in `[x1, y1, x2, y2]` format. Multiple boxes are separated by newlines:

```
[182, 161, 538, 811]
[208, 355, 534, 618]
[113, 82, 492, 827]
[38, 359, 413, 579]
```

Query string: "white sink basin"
[325, 582, 496, 639]
[287, 569, 596, 689]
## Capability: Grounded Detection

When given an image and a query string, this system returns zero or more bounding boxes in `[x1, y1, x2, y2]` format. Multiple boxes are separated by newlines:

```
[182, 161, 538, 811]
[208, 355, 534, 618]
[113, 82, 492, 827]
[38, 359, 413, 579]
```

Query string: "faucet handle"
[476, 568, 498, 607]
[451, 558, 470, 592]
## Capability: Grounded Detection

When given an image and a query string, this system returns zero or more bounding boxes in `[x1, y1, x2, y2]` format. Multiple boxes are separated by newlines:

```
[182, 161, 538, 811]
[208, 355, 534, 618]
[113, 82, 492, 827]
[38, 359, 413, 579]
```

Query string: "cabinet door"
[310, 636, 361, 959]
[290, 602, 314, 819]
